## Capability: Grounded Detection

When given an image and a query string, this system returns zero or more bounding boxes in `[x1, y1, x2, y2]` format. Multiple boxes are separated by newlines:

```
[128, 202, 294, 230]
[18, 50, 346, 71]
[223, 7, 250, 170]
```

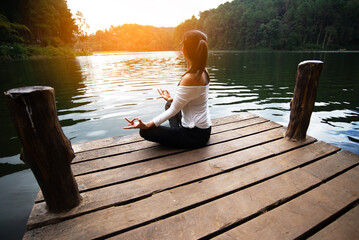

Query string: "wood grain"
[26, 140, 337, 231]
[215, 166, 359, 240]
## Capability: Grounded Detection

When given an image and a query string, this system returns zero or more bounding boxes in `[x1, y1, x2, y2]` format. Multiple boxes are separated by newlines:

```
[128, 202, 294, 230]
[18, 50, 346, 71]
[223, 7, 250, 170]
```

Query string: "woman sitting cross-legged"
[124, 30, 212, 149]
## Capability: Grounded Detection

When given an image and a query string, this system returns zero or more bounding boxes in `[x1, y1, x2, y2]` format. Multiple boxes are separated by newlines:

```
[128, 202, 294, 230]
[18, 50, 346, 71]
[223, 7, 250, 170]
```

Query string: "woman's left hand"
[123, 117, 153, 129]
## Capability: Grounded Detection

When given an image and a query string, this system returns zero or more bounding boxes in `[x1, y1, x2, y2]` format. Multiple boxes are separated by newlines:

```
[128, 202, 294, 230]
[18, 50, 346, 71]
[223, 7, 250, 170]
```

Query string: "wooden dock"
[23, 112, 359, 239]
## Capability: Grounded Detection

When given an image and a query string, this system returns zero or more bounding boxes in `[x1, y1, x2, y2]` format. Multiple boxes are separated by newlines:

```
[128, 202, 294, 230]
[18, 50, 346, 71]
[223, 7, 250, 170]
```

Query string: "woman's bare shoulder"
[180, 73, 204, 86]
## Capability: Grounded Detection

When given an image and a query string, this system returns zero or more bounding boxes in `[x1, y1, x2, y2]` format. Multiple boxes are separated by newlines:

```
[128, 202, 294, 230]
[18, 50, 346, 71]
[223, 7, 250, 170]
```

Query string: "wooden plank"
[210, 112, 257, 126]
[26, 140, 336, 231]
[302, 150, 359, 180]
[24, 141, 347, 239]
[34, 120, 281, 202]
[211, 117, 268, 134]
[72, 112, 257, 153]
[308, 204, 359, 240]
[72, 116, 268, 163]
[112, 157, 359, 240]
[213, 166, 359, 240]
[72, 133, 142, 153]
[24, 169, 320, 240]
[36, 125, 284, 202]
[71, 120, 280, 176]
[73, 129, 314, 191]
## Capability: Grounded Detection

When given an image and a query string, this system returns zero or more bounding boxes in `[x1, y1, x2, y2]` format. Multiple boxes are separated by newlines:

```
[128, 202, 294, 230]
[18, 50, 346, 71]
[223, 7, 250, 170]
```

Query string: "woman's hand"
[157, 88, 173, 102]
[123, 117, 154, 129]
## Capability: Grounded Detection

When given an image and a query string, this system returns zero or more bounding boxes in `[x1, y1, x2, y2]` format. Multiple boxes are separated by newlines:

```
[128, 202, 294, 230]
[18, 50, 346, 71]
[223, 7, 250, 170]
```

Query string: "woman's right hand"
[123, 117, 154, 129]
[157, 88, 173, 102]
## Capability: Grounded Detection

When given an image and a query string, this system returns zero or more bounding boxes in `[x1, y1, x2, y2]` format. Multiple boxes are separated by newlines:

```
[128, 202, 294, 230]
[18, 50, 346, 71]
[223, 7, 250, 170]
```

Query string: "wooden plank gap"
[211, 119, 270, 135]
[70, 133, 316, 195]
[73, 135, 284, 182]
[70, 130, 313, 193]
[211, 163, 359, 240]
[295, 199, 359, 240]
[72, 135, 284, 195]
[74, 139, 146, 154]
[26, 141, 339, 233]
[72, 134, 143, 153]
[209, 122, 282, 145]
[201, 153, 358, 239]
[71, 145, 185, 166]
[212, 115, 260, 127]
[73, 113, 258, 153]
[71, 121, 283, 172]
[109, 150, 354, 240]
[308, 203, 359, 240]
[198, 181, 326, 240]
[72, 118, 277, 164]
[36, 127, 287, 203]
[72, 143, 163, 164]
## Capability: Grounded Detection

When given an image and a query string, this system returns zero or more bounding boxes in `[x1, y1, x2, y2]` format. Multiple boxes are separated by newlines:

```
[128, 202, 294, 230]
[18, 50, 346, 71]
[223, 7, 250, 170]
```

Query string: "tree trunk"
[322, 30, 328, 49]
[4, 86, 81, 213]
[316, 24, 322, 45]
[285, 61, 323, 141]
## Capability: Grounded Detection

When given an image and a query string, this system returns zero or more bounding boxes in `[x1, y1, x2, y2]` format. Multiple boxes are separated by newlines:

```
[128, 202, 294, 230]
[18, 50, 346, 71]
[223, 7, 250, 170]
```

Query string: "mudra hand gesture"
[123, 117, 154, 129]
[157, 88, 173, 101]
[123, 88, 171, 130]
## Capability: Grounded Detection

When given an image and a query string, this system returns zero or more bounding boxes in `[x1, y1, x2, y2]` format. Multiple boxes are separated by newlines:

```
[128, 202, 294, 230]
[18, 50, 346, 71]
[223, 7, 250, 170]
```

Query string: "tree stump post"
[285, 60, 323, 141]
[4, 86, 81, 213]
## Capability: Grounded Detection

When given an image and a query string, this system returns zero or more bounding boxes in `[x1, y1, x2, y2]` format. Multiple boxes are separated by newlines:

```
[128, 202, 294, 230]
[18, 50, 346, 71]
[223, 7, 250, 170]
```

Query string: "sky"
[67, 0, 230, 34]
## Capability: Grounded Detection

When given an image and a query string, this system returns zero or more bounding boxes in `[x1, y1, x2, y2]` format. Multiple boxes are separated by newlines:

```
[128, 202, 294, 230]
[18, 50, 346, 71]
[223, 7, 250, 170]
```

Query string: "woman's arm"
[152, 86, 197, 127]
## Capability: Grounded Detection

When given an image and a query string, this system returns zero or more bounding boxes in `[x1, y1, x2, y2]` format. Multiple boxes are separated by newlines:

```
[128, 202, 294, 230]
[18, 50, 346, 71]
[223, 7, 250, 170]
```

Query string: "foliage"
[0, 14, 30, 44]
[0, 0, 85, 59]
[0, 43, 91, 60]
[174, 0, 359, 50]
[0, 0, 78, 46]
[86, 24, 175, 51]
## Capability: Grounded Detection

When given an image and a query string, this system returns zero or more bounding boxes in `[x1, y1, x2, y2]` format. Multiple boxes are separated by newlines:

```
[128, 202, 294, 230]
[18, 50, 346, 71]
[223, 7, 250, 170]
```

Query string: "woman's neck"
[186, 59, 193, 71]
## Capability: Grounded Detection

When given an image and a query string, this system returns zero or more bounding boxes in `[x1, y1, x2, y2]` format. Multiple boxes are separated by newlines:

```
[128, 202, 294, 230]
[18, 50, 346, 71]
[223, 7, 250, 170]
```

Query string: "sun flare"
[67, 0, 230, 33]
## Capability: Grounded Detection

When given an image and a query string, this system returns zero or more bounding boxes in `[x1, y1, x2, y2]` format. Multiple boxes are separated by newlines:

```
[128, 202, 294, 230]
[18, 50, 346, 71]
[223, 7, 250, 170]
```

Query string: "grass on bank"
[0, 43, 92, 60]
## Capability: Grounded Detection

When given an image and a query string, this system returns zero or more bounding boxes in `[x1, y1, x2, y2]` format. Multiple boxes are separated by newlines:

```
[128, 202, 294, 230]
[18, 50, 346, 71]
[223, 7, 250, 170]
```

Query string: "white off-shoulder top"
[152, 85, 212, 129]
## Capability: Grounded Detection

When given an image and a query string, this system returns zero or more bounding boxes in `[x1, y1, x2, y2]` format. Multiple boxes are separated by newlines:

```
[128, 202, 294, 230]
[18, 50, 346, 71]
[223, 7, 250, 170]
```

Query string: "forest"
[0, 0, 80, 58]
[174, 0, 359, 50]
[85, 25, 174, 52]
[83, 0, 359, 51]
[1, 0, 359, 59]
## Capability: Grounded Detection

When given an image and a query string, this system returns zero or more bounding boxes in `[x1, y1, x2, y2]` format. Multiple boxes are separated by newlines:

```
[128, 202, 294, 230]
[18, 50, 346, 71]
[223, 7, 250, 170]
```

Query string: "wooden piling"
[4, 86, 81, 213]
[285, 60, 323, 141]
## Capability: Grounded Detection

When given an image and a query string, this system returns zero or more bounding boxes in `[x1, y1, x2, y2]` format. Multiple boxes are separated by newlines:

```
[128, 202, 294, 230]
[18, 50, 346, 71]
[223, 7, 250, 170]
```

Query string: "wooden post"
[285, 60, 323, 141]
[4, 86, 81, 213]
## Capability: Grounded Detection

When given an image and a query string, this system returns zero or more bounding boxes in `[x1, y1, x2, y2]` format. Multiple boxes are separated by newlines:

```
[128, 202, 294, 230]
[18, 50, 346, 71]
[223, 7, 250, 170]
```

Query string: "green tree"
[175, 0, 359, 50]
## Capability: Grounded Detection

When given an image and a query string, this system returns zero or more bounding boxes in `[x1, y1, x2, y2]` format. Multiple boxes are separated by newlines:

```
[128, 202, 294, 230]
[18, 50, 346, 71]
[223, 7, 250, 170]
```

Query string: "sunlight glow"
[67, 0, 230, 33]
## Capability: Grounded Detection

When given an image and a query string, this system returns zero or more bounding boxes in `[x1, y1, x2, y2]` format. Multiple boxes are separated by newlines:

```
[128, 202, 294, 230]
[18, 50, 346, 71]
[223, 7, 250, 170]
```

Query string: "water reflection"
[207, 51, 359, 153]
[1, 51, 358, 160]
[0, 58, 85, 161]
[68, 52, 186, 143]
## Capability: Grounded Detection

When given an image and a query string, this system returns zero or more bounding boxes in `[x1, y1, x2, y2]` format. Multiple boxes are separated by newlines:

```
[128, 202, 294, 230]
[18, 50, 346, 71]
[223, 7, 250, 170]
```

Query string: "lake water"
[0, 51, 358, 239]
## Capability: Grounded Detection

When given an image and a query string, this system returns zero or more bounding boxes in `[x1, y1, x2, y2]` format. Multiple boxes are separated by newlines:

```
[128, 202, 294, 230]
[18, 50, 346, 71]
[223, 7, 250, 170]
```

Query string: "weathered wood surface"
[308, 204, 359, 240]
[4, 86, 81, 213]
[285, 60, 323, 141]
[23, 113, 359, 239]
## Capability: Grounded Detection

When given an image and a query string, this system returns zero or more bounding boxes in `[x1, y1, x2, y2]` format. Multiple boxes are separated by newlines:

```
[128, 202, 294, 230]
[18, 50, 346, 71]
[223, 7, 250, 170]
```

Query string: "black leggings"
[140, 101, 211, 149]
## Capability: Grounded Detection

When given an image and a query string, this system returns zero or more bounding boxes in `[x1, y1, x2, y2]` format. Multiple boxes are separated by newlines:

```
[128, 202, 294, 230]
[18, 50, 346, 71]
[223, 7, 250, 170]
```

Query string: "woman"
[124, 30, 211, 149]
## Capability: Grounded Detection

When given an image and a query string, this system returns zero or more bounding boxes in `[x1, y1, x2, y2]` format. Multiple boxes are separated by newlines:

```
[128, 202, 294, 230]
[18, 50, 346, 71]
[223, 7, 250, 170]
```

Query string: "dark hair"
[181, 30, 208, 79]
